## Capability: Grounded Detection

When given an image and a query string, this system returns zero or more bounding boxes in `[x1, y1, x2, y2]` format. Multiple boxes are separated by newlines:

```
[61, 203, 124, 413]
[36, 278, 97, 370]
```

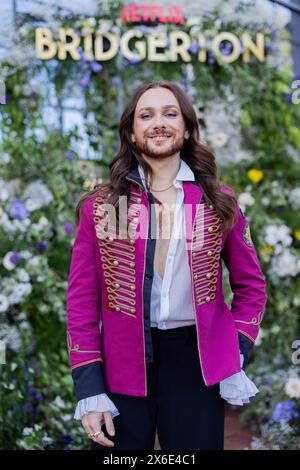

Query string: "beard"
[133, 134, 185, 160]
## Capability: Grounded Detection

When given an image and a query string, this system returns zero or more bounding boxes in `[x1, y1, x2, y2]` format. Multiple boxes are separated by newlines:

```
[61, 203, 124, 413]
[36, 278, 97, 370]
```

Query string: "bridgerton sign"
[35, 3, 265, 64]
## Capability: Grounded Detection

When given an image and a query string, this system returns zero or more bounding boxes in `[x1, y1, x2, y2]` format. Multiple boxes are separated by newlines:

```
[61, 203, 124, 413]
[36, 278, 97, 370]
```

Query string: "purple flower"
[65, 150, 73, 161]
[79, 70, 91, 87]
[188, 41, 199, 55]
[7, 199, 29, 220]
[271, 28, 279, 38]
[207, 51, 216, 64]
[10, 251, 22, 266]
[90, 61, 102, 73]
[112, 76, 122, 87]
[220, 42, 233, 56]
[266, 42, 277, 55]
[143, 69, 152, 78]
[264, 378, 272, 387]
[272, 400, 299, 422]
[37, 242, 48, 251]
[61, 435, 75, 443]
[129, 56, 141, 64]
[63, 222, 74, 236]
[22, 400, 35, 413]
[29, 387, 36, 396]
[284, 92, 294, 104]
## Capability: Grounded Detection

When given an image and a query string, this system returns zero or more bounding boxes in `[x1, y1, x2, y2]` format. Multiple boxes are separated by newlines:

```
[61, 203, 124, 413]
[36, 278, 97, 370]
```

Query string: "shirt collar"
[137, 159, 195, 191]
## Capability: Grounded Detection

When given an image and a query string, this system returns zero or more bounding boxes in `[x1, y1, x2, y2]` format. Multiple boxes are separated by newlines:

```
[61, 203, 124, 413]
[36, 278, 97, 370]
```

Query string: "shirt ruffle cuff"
[74, 393, 120, 422]
[219, 354, 259, 406]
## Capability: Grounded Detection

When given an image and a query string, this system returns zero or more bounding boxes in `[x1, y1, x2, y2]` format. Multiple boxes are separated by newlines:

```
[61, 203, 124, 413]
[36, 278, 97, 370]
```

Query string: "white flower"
[255, 328, 266, 346]
[61, 414, 72, 422]
[22, 180, 53, 211]
[3, 252, 18, 270]
[25, 198, 40, 212]
[53, 396, 66, 408]
[42, 435, 53, 445]
[0, 294, 9, 313]
[0, 188, 9, 201]
[19, 321, 30, 331]
[270, 324, 280, 334]
[211, 132, 228, 147]
[285, 377, 300, 399]
[238, 192, 255, 209]
[27, 256, 40, 268]
[0, 153, 11, 164]
[22, 427, 34, 436]
[288, 188, 300, 209]
[16, 269, 30, 283]
[264, 224, 292, 248]
[88, 18, 96, 27]
[204, 99, 245, 165]
[0, 324, 22, 352]
[261, 197, 270, 206]
[18, 312, 26, 321]
[270, 250, 300, 278]
[38, 216, 50, 227]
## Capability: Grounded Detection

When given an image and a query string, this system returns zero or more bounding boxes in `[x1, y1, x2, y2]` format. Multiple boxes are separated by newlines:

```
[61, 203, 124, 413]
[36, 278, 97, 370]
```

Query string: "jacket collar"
[125, 166, 145, 191]
[125, 159, 196, 191]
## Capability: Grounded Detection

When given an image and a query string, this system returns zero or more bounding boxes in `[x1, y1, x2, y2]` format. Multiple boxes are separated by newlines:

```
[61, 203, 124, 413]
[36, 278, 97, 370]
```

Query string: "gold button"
[208, 227, 213, 233]
[115, 283, 120, 288]
[129, 262, 135, 267]
[115, 306, 120, 311]
[207, 250, 212, 256]
[130, 307, 136, 313]
[108, 236, 114, 241]
[206, 272, 212, 278]
[130, 285, 136, 290]
[129, 239, 135, 245]
[192, 252, 196, 258]
[206, 296, 210, 302]
[194, 274, 198, 280]
[113, 260, 119, 266]
[209, 204, 213, 209]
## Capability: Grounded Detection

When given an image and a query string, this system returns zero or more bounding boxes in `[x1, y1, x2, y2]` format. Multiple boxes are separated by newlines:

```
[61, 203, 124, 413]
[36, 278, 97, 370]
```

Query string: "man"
[66, 80, 267, 450]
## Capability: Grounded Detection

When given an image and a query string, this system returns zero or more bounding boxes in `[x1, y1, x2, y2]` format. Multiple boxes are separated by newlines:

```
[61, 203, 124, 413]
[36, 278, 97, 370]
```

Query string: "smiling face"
[130, 87, 189, 161]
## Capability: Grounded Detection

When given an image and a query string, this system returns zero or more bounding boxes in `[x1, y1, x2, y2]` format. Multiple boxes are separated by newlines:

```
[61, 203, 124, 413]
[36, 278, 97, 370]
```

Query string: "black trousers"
[91, 325, 224, 450]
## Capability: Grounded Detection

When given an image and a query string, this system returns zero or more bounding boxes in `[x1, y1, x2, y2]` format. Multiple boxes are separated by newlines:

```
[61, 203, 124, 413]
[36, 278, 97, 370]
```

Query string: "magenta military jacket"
[66, 169, 267, 401]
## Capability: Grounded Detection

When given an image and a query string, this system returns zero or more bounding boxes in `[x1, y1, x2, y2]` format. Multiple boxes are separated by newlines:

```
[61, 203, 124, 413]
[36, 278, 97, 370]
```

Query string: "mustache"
[146, 132, 173, 137]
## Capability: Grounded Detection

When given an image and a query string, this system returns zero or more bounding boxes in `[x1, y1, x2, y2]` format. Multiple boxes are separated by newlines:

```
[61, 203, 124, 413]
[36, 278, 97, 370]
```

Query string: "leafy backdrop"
[0, 0, 299, 450]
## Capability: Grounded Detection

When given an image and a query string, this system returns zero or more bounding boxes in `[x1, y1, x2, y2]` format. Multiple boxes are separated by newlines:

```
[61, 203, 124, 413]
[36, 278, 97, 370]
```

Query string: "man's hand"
[82, 411, 115, 447]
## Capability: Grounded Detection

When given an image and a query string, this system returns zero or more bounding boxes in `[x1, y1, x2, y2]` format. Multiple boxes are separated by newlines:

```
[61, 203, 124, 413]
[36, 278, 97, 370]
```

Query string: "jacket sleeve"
[221, 187, 268, 365]
[66, 196, 106, 400]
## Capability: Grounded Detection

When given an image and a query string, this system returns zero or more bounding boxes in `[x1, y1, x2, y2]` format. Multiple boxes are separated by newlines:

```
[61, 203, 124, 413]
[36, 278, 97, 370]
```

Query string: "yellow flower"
[260, 245, 273, 256]
[247, 169, 264, 184]
[294, 230, 300, 241]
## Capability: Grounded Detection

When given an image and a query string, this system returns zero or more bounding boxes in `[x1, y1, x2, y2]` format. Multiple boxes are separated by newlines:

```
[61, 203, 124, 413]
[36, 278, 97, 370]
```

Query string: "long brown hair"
[75, 79, 238, 233]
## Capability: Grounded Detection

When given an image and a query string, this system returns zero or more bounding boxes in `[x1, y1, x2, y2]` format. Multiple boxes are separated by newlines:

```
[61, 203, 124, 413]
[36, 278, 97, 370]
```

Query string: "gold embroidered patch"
[243, 223, 253, 246]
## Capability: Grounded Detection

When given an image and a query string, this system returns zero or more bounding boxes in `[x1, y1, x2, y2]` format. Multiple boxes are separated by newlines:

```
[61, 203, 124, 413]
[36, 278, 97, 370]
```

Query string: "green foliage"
[0, 0, 299, 450]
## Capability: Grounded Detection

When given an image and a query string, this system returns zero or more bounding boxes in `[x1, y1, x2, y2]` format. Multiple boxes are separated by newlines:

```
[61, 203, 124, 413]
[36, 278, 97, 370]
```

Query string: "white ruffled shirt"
[74, 353, 259, 421]
[73, 160, 259, 421]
